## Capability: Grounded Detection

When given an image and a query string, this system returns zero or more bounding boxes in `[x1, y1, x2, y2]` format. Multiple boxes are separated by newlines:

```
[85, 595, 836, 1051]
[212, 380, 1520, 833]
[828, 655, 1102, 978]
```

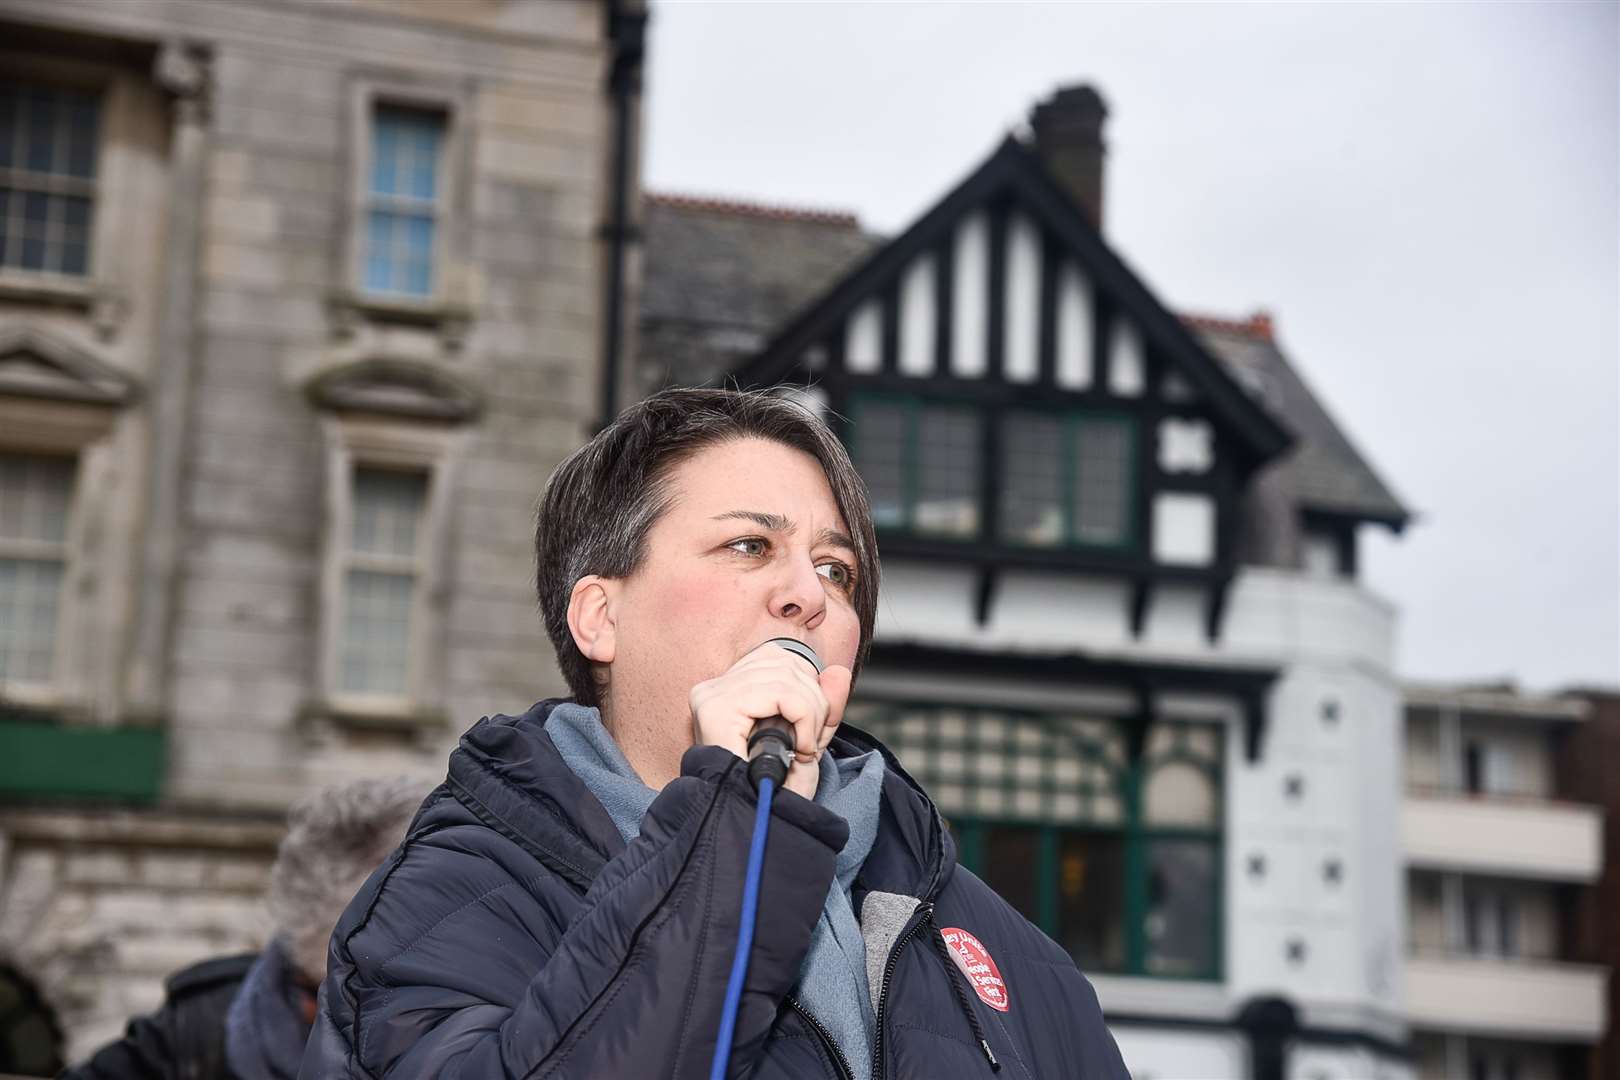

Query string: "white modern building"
[1403, 683, 1610, 1080]
[643, 85, 1415, 1080]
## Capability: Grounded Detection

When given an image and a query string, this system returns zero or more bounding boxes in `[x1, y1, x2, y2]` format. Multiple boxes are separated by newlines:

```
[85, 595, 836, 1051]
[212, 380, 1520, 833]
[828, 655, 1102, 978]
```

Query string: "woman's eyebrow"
[712, 509, 793, 532]
[711, 511, 855, 554]
[815, 527, 857, 555]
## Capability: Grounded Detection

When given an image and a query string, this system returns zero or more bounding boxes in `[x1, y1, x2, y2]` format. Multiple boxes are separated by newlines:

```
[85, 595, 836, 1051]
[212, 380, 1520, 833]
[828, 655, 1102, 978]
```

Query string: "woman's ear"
[566, 575, 618, 664]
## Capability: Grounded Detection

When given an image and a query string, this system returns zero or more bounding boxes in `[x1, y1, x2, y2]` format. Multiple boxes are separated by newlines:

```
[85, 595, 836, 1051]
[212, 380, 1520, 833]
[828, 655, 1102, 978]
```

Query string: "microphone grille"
[765, 637, 823, 674]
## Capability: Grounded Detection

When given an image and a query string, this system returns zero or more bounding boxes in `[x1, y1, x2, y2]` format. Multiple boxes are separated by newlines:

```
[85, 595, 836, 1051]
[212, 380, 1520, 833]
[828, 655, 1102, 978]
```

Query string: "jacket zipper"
[788, 995, 855, 1080]
[871, 901, 933, 1079]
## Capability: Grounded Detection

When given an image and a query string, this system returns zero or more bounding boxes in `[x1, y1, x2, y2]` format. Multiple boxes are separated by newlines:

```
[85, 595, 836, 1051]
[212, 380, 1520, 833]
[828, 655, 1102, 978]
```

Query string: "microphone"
[745, 637, 823, 791]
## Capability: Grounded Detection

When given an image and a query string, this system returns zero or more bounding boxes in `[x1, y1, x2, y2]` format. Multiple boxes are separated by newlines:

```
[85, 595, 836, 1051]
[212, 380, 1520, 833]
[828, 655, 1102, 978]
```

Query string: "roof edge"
[646, 191, 861, 228]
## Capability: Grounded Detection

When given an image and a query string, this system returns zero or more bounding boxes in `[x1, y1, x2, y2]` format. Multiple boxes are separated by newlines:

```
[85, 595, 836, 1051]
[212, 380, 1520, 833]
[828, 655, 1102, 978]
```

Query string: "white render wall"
[874, 561, 1408, 1067]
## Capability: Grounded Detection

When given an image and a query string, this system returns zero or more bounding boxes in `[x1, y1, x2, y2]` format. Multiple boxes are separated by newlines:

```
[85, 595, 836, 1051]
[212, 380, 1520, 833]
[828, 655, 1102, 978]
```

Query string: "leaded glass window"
[0, 82, 98, 276]
[1000, 412, 1135, 549]
[849, 701, 1223, 979]
[849, 397, 981, 539]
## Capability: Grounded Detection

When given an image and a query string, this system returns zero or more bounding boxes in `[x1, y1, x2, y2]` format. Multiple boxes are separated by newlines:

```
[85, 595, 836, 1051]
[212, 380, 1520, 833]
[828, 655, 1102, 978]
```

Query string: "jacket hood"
[447, 699, 955, 902]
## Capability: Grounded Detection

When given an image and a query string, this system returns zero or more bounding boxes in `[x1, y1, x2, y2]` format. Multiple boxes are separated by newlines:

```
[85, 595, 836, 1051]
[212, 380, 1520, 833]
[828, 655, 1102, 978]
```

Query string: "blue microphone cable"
[708, 773, 776, 1080]
[709, 638, 821, 1080]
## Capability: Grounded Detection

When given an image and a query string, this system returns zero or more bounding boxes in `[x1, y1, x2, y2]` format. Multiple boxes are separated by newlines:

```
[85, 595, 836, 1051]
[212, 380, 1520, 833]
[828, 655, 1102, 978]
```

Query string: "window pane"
[20, 191, 47, 271]
[1143, 760, 1218, 827]
[0, 454, 74, 543]
[1001, 412, 1064, 546]
[371, 106, 442, 200]
[0, 84, 16, 169]
[339, 568, 413, 695]
[60, 238, 87, 276]
[852, 401, 907, 528]
[914, 406, 979, 537]
[1145, 839, 1217, 976]
[1073, 418, 1132, 545]
[408, 123, 440, 199]
[23, 88, 53, 173]
[1055, 831, 1126, 973]
[351, 469, 427, 558]
[65, 92, 98, 178]
[364, 210, 395, 292]
[980, 825, 1040, 925]
[403, 213, 434, 296]
[0, 557, 65, 683]
[371, 116, 400, 196]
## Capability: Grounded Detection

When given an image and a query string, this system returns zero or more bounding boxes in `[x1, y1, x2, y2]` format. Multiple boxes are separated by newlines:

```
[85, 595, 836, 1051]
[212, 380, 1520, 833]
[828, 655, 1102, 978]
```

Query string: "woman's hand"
[689, 642, 854, 801]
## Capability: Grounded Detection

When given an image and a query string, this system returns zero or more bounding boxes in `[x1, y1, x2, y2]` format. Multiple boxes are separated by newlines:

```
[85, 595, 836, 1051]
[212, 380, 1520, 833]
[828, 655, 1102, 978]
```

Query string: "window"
[1001, 412, 1135, 549]
[363, 105, 444, 297]
[338, 468, 428, 697]
[0, 81, 98, 276]
[1464, 738, 1521, 797]
[1462, 881, 1524, 959]
[851, 701, 1223, 979]
[850, 397, 981, 538]
[0, 454, 74, 688]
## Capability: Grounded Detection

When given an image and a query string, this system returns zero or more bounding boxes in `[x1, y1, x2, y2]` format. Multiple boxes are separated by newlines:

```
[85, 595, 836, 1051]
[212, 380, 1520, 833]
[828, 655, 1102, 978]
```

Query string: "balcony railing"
[1402, 790, 1603, 883]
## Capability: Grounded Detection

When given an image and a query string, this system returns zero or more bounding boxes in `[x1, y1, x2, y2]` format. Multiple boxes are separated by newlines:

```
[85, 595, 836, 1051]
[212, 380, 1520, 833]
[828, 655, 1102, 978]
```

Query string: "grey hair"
[535, 386, 880, 707]
[267, 775, 426, 983]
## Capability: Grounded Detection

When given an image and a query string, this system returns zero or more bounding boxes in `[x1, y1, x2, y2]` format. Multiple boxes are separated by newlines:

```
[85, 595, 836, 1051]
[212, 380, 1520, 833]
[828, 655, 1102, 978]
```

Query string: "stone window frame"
[0, 51, 142, 338]
[314, 414, 460, 733]
[331, 70, 473, 338]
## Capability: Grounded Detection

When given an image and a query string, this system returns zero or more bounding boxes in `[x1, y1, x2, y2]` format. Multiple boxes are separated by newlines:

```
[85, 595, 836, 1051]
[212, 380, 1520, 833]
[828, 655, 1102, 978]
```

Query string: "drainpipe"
[597, 0, 646, 430]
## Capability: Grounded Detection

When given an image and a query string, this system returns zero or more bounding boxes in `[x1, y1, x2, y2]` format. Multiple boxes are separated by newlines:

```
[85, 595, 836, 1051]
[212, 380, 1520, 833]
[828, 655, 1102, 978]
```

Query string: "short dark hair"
[535, 387, 880, 707]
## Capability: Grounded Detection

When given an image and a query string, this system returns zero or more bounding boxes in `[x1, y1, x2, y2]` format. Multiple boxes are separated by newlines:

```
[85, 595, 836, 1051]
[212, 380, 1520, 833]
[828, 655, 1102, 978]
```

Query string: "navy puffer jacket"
[300, 701, 1128, 1079]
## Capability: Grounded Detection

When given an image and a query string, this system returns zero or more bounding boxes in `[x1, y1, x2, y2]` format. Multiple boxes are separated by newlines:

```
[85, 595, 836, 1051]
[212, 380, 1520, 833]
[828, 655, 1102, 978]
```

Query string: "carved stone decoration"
[0, 325, 140, 406]
[90, 287, 127, 342]
[304, 357, 482, 422]
[153, 39, 213, 124]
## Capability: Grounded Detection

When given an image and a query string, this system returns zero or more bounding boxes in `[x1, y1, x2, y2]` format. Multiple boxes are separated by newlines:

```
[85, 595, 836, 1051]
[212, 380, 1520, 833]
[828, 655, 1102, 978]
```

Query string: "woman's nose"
[771, 557, 826, 627]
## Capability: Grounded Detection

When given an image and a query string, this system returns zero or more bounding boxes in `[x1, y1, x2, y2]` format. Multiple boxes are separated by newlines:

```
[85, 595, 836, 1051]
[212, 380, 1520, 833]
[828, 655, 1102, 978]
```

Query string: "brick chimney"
[1029, 84, 1109, 229]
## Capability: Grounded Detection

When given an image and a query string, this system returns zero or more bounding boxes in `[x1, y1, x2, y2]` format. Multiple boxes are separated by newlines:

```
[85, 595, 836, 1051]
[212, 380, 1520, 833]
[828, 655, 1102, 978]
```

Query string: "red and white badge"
[939, 927, 1010, 1012]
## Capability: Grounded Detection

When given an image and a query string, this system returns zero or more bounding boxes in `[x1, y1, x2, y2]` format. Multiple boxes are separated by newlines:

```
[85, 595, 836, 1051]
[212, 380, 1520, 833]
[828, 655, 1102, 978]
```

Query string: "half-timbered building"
[641, 84, 1414, 1080]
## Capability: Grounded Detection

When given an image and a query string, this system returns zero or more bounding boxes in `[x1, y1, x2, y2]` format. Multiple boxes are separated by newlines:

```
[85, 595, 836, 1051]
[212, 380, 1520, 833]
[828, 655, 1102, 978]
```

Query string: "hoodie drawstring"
[926, 910, 1002, 1073]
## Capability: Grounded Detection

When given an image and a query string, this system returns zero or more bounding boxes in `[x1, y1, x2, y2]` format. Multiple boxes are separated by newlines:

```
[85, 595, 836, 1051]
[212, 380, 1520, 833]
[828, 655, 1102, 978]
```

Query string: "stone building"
[641, 86, 1415, 1080]
[0, 0, 643, 1067]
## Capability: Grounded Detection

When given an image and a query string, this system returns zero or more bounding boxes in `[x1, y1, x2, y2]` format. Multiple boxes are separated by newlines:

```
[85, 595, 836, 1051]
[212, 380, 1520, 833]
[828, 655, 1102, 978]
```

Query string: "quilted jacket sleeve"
[300, 747, 843, 1079]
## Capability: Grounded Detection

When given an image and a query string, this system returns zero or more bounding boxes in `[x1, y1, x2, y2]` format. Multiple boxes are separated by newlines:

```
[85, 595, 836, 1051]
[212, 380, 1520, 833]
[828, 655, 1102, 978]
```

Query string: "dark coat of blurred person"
[300, 389, 1129, 1079]
[59, 776, 424, 1080]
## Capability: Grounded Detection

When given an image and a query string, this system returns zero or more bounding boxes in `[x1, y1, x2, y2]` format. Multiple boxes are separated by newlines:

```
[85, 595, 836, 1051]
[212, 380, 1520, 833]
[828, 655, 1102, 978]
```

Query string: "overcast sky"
[641, 1, 1620, 691]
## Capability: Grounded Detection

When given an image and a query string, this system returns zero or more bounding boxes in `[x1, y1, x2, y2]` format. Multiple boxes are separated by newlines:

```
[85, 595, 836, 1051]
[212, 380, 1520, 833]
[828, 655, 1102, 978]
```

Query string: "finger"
[728, 662, 830, 747]
[818, 666, 853, 737]
[714, 676, 826, 758]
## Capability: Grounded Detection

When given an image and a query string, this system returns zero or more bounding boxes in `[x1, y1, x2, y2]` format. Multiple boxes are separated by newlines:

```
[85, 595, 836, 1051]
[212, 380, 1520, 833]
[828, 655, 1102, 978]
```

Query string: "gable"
[732, 136, 1292, 468]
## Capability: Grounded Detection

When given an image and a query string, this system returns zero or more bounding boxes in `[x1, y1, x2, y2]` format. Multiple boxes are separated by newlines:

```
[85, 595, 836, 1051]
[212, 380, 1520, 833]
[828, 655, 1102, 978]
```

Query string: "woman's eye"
[727, 537, 768, 557]
[817, 561, 855, 591]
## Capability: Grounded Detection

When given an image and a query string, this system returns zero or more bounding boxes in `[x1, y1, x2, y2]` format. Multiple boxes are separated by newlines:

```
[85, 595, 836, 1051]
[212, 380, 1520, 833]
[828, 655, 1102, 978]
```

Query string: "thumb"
[819, 665, 854, 729]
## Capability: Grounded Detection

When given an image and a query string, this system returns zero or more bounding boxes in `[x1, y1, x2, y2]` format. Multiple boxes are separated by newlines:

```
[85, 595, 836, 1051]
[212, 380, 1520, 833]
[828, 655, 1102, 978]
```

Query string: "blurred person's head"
[534, 387, 880, 783]
[267, 775, 425, 991]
